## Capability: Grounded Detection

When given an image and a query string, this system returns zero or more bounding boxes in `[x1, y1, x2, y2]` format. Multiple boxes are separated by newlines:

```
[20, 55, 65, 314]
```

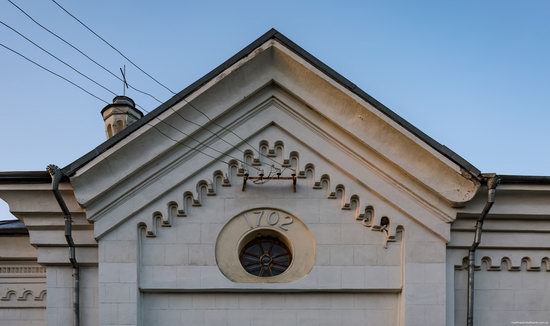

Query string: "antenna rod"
[119, 65, 128, 96]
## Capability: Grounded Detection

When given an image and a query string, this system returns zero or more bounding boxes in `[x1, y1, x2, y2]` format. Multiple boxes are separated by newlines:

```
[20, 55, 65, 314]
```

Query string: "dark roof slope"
[60, 28, 482, 178]
[0, 219, 28, 235]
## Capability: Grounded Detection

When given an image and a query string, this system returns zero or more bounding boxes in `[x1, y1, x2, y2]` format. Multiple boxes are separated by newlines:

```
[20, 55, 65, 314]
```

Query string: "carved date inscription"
[242, 209, 294, 231]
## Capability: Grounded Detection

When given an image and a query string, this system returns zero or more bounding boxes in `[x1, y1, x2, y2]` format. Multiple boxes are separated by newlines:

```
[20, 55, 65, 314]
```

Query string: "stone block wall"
[0, 234, 46, 326]
[92, 136, 454, 326]
[452, 250, 550, 325]
[46, 266, 98, 326]
[142, 293, 398, 326]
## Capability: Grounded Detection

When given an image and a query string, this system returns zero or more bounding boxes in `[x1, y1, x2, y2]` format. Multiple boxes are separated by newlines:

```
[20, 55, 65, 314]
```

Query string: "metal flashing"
[0, 171, 52, 184]
[499, 175, 550, 185]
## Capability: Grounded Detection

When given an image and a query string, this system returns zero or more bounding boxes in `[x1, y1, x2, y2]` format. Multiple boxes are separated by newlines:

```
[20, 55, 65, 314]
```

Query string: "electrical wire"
[6, 0, 163, 104]
[46, 0, 293, 172]
[182, 107, 289, 172]
[8, 0, 290, 174]
[147, 124, 235, 168]
[9, 0, 287, 173]
[137, 107, 262, 172]
[0, 43, 109, 104]
[167, 107, 273, 164]
[0, 42, 260, 172]
[49, 0, 176, 95]
[3, 1, 264, 172]
[0, 20, 117, 97]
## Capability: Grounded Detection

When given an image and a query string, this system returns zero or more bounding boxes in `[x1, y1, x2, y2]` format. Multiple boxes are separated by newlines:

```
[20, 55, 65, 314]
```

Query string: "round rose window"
[239, 236, 292, 277]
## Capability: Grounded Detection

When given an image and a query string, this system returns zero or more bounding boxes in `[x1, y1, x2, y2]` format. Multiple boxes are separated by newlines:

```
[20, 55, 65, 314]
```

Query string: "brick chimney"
[101, 96, 143, 139]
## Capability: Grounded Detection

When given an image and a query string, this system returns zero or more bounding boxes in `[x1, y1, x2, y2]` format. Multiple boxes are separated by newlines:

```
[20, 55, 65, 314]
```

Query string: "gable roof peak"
[62, 28, 481, 180]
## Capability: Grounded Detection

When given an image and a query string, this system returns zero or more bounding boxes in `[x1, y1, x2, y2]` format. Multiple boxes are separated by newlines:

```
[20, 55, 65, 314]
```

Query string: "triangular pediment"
[74, 89, 452, 241]
[67, 30, 481, 240]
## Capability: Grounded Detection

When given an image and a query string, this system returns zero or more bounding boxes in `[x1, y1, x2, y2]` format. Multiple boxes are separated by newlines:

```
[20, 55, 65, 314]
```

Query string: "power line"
[46, 0, 292, 172]
[6, 0, 164, 104]
[0, 42, 259, 172]
[49, 0, 176, 95]
[0, 43, 109, 104]
[8, 0, 283, 173]
[166, 108, 260, 159]
[0, 20, 117, 97]
[183, 104, 293, 172]
[150, 123, 234, 167]
[137, 107, 262, 172]
[1, 19, 143, 119]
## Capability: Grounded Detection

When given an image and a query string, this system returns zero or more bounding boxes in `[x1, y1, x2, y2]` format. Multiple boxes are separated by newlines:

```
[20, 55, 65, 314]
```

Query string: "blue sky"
[1, 0, 549, 219]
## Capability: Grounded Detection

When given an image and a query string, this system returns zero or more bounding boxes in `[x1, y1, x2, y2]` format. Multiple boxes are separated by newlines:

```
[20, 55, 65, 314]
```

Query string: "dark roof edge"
[499, 175, 550, 185]
[62, 29, 280, 176]
[61, 28, 481, 178]
[0, 220, 28, 235]
[269, 31, 480, 177]
[0, 171, 52, 184]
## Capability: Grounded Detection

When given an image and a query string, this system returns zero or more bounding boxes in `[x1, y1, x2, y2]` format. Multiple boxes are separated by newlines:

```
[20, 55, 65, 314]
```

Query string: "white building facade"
[1, 29, 549, 326]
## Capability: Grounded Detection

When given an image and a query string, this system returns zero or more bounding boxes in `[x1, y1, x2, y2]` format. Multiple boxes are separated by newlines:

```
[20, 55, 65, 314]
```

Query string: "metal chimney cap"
[100, 96, 143, 117]
[112, 95, 135, 107]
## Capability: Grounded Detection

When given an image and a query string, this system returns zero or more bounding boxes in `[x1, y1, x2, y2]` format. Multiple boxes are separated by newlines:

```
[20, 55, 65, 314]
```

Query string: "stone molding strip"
[140, 140, 404, 248]
[455, 256, 550, 272]
[0, 266, 46, 274]
[0, 289, 46, 302]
